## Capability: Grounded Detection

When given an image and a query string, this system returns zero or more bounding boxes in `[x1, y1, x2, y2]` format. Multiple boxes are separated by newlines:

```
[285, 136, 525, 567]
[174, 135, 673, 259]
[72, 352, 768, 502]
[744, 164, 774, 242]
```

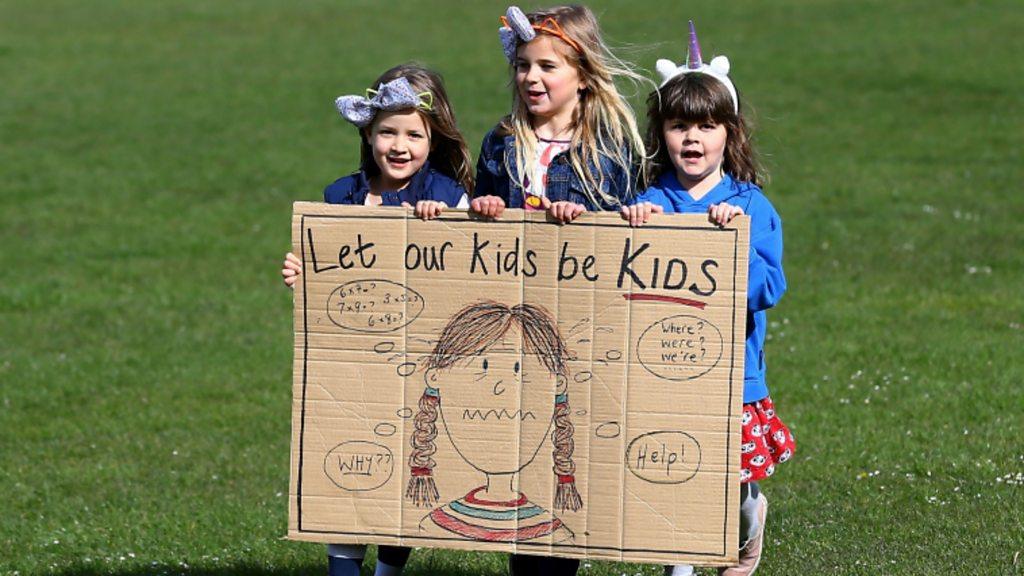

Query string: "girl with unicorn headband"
[622, 22, 796, 576]
[470, 5, 647, 223]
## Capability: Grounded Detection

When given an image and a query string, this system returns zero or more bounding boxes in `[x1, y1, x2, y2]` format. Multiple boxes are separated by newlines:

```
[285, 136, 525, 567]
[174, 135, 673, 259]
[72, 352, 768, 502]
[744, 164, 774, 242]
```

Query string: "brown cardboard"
[287, 202, 749, 566]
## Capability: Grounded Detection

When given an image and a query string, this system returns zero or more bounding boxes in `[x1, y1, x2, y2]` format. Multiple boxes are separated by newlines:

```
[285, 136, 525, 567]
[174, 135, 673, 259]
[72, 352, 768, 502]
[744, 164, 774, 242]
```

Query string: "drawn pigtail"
[552, 383, 582, 512]
[406, 387, 440, 507]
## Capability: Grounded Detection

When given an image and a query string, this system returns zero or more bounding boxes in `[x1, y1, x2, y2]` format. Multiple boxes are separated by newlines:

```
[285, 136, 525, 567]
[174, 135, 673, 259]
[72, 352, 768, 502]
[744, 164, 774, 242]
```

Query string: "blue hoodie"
[323, 161, 468, 207]
[636, 171, 786, 403]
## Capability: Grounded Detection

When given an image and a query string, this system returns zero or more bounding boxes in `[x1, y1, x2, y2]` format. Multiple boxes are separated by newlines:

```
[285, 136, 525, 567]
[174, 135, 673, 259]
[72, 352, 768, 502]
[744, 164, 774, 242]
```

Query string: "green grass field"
[2, 0, 1022, 574]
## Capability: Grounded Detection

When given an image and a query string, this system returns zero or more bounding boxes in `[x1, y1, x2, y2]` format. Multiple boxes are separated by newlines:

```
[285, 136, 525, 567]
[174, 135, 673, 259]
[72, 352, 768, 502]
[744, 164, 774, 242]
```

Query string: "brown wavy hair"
[359, 63, 474, 193]
[644, 72, 764, 186]
[406, 301, 582, 512]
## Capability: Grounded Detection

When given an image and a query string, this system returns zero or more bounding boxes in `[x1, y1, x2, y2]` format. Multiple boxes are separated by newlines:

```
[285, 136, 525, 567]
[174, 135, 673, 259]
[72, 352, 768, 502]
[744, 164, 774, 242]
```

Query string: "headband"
[655, 21, 738, 113]
[334, 77, 434, 128]
[498, 5, 583, 62]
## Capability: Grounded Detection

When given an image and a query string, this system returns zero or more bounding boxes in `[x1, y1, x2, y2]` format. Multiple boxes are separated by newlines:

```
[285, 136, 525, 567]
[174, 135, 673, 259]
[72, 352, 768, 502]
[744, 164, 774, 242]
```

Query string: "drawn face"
[662, 118, 727, 190]
[366, 109, 431, 191]
[515, 36, 585, 127]
[430, 331, 559, 474]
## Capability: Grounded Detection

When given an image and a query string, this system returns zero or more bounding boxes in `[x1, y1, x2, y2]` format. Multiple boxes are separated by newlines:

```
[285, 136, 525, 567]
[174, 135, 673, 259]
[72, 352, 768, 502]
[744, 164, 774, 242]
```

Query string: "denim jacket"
[474, 124, 637, 211]
[323, 161, 467, 207]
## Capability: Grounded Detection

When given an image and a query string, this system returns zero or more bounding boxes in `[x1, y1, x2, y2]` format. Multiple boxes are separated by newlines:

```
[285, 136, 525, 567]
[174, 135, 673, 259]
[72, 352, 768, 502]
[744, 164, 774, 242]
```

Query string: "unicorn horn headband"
[655, 20, 739, 113]
[498, 5, 582, 63]
[334, 76, 434, 128]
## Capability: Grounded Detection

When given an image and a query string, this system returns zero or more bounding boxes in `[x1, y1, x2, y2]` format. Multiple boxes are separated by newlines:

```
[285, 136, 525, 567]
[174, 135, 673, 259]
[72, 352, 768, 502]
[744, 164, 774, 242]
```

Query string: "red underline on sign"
[622, 293, 706, 310]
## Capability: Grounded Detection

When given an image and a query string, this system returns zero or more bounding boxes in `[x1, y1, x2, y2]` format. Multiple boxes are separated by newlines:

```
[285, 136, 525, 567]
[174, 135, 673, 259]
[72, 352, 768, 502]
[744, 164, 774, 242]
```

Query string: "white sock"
[739, 494, 763, 547]
[374, 561, 404, 576]
[664, 565, 695, 576]
[327, 543, 367, 559]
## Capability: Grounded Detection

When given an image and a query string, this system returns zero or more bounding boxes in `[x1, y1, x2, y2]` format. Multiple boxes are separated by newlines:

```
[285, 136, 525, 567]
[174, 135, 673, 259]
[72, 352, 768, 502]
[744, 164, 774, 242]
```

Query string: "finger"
[620, 206, 631, 221]
[286, 252, 301, 265]
[558, 203, 571, 222]
[401, 201, 413, 208]
[540, 196, 552, 210]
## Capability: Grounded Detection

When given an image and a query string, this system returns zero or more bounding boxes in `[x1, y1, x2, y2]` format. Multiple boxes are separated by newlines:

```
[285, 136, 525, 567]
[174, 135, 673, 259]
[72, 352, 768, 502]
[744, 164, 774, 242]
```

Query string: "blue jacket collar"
[354, 160, 434, 205]
[656, 171, 744, 208]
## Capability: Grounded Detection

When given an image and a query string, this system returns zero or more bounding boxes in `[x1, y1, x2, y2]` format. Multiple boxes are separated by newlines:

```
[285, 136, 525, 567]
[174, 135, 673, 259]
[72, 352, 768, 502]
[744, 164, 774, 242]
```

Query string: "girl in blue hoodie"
[622, 24, 795, 576]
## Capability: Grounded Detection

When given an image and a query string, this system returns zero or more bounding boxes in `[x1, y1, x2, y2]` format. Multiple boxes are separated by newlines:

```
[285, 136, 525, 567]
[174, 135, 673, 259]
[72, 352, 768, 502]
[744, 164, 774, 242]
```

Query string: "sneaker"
[719, 493, 768, 576]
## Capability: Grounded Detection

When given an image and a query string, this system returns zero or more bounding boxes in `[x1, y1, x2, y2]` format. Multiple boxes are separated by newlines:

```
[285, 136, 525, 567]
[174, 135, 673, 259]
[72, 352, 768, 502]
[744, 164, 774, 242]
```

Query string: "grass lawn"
[1, 0, 1022, 574]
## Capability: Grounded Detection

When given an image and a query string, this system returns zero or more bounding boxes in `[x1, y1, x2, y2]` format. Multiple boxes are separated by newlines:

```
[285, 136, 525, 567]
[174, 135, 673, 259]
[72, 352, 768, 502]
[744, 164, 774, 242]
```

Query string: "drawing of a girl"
[405, 300, 581, 542]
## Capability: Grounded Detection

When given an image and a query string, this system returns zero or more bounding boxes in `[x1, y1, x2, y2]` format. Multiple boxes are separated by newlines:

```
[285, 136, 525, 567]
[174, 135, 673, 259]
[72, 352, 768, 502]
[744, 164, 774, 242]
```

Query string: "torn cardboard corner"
[287, 202, 749, 566]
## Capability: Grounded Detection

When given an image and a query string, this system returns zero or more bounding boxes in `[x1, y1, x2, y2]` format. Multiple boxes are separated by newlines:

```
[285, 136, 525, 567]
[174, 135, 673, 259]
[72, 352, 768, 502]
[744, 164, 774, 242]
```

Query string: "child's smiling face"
[366, 109, 431, 191]
[662, 117, 727, 190]
[430, 331, 559, 475]
[515, 35, 585, 128]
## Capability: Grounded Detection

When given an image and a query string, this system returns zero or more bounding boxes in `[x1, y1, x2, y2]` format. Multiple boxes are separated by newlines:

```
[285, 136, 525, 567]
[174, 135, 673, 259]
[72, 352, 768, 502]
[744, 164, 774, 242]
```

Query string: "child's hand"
[407, 200, 447, 220]
[542, 198, 587, 223]
[470, 195, 506, 219]
[620, 202, 664, 227]
[281, 252, 302, 289]
[708, 203, 744, 227]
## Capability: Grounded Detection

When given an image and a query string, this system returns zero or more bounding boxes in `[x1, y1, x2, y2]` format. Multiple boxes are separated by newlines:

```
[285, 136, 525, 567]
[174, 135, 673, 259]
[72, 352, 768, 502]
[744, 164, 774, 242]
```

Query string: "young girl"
[470, 5, 646, 222]
[280, 63, 474, 576]
[469, 8, 646, 573]
[622, 23, 795, 576]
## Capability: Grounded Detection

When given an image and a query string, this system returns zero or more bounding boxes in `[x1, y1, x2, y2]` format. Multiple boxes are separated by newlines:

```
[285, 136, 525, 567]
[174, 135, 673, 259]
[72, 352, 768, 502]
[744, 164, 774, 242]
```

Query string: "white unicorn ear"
[709, 55, 730, 75]
[656, 59, 680, 82]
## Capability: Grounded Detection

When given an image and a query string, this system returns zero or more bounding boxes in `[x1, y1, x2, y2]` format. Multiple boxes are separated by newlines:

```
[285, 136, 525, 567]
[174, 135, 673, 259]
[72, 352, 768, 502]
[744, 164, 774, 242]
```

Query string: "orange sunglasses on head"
[500, 15, 583, 55]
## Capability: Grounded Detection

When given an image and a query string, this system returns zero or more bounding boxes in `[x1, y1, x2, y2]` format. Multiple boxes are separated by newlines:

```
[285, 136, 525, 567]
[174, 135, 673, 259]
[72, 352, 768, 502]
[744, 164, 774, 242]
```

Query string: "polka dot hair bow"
[335, 77, 434, 128]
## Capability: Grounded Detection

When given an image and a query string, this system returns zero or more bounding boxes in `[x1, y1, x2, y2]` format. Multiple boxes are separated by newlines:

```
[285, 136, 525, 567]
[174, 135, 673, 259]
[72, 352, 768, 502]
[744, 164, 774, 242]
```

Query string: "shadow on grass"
[53, 560, 507, 576]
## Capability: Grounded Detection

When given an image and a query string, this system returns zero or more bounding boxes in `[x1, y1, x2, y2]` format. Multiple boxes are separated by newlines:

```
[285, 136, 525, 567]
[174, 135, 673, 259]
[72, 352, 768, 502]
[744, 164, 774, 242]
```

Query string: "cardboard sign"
[287, 203, 749, 566]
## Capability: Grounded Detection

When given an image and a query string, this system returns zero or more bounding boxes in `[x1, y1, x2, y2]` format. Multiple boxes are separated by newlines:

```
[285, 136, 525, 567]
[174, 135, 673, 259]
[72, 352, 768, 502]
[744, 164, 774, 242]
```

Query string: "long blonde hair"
[504, 5, 648, 207]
